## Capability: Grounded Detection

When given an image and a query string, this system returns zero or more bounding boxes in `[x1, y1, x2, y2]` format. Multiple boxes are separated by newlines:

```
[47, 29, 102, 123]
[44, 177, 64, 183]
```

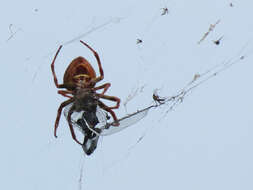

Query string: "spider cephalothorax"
[51, 40, 120, 145]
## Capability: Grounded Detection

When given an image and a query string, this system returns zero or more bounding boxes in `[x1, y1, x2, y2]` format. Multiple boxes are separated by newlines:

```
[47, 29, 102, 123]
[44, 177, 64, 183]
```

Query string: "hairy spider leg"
[54, 98, 74, 138]
[93, 83, 111, 95]
[97, 94, 121, 126]
[80, 40, 104, 83]
[51, 45, 73, 97]
[58, 90, 73, 98]
[51, 45, 63, 88]
[67, 105, 83, 145]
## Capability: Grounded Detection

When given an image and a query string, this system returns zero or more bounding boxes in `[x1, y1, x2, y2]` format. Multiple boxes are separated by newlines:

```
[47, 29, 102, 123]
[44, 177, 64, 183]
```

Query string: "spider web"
[2, 0, 253, 190]
[64, 41, 250, 140]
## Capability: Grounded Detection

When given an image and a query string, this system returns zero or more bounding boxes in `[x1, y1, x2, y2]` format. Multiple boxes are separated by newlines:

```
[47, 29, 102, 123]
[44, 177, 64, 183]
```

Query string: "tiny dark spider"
[213, 36, 224, 45]
[161, 7, 169, 16]
[51, 40, 120, 145]
[153, 91, 166, 105]
[136, 39, 143, 44]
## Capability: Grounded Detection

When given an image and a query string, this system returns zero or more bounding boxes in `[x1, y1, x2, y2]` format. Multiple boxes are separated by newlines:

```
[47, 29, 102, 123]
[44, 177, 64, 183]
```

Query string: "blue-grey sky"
[1, 0, 253, 189]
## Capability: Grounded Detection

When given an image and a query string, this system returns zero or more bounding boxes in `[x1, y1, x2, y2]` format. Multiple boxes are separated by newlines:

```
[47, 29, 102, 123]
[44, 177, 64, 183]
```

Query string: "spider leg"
[58, 90, 73, 98]
[80, 40, 104, 83]
[97, 94, 121, 109]
[51, 45, 65, 89]
[98, 100, 120, 126]
[93, 83, 111, 95]
[54, 98, 74, 138]
[97, 94, 121, 126]
[67, 106, 83, 145]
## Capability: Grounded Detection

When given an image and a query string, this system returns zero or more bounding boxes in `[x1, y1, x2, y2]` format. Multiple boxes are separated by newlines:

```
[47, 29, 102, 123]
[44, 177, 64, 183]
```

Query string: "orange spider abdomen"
[63, 56, 96, 87]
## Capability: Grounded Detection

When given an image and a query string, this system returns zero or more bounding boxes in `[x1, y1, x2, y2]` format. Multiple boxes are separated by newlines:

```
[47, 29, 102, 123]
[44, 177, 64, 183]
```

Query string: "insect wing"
[68, 105, 150, 136]
[100, 107, 150, 136]
[64, 103, 150, 154]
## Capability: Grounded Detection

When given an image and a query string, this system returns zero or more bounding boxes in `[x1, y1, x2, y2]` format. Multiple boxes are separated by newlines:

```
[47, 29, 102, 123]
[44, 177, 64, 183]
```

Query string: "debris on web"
[6, 24, 22, 42]
[198, 19, 221, 44]
[123, 84, 146, 113]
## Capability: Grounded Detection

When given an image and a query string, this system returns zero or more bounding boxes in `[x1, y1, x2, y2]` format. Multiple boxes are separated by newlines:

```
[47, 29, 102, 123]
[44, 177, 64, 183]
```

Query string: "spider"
[136, 39, 143, 44]
[51, 40, 120, 145]
[161, 7, 169, 16]
[213, 36, 223, 46]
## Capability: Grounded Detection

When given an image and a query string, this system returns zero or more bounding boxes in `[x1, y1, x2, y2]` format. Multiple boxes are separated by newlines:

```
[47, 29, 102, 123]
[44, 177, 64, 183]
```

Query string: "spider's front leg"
[54, 98, 74, 138]
[51, 45, 69, 90]
[51, 45, 63, 88]
[80, 40, 104, 83]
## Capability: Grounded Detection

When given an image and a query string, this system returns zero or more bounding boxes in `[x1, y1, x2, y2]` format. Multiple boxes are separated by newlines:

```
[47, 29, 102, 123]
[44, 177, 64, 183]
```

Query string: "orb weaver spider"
[51, 40, 120, 145]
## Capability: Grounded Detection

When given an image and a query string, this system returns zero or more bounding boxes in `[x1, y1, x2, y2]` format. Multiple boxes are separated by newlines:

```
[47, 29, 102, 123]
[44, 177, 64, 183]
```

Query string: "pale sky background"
[1, 0, 253, 190]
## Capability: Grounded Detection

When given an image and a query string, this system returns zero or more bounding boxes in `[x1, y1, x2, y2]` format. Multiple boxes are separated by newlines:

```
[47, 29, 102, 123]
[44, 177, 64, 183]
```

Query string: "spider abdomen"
[63, 56, 96, 90]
